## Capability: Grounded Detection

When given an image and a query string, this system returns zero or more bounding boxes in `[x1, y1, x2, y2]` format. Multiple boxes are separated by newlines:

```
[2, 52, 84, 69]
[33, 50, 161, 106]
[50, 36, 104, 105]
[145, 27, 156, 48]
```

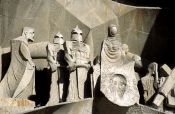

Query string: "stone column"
[0, 46, 2, 81]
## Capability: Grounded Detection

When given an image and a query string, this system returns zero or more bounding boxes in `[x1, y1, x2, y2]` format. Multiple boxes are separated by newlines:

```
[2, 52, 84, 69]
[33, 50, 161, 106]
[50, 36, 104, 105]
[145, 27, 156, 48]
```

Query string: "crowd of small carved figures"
[0, 24, 175, 113]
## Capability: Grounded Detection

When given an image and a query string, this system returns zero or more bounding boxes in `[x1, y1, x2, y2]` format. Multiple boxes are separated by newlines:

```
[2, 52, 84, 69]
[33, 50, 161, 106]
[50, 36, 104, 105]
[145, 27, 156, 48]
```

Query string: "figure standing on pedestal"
[100, 24, 140, 106]
[65, 25, 91, 102]
[0, 27, 35, 99]
[46, 32, 65, 105]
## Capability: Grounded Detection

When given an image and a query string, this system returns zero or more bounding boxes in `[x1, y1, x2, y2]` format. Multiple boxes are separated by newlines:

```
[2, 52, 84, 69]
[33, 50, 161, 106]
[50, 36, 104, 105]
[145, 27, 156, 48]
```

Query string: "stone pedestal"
[0, 98, 35, 113]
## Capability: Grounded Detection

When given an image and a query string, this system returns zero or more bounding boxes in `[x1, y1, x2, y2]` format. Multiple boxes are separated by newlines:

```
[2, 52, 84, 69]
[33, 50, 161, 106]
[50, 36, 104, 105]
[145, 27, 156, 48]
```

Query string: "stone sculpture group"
[0, 24, 175, 113]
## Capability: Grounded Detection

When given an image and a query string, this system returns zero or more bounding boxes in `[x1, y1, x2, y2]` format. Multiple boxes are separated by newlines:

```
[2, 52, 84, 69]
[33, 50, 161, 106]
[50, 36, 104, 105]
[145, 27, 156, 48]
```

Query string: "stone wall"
[111, 2, 160, 56]
[0, 0, 50, 48]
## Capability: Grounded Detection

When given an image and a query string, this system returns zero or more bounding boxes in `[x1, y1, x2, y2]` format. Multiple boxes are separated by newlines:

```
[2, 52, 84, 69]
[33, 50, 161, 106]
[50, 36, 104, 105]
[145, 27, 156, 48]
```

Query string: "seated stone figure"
[0, 27, 35, 99]
[46, 32, 65, 105]
[64, 26, 90, 102]
[100, 24, 140, 106]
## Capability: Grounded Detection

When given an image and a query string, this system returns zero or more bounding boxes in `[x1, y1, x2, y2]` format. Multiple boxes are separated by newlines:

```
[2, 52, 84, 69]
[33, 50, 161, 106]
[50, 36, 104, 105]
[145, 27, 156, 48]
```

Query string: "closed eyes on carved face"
[71, 25, 83, 42]
[72, 31, 82, 36]
[53, 37, 64, 44]
[71, 31, 83, 42]
[54, 36, 63, 39]
[112, 74, 127, 97]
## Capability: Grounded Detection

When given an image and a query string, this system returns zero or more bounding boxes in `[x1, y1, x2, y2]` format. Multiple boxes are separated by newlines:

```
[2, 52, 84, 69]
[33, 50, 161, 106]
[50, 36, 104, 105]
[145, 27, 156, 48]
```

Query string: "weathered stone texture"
[111, 2, 160, 55]
[0, 0, 50, 48]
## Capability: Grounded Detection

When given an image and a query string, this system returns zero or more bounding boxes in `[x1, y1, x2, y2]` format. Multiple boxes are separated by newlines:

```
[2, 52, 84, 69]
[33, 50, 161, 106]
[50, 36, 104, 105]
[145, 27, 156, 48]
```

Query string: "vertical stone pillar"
[0, 46, 2, 80]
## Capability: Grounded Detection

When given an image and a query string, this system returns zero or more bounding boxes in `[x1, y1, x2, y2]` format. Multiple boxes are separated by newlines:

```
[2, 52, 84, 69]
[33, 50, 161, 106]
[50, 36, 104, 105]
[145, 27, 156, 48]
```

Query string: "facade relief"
[100, 24, 140, 106]
[0, 24, 174, 114]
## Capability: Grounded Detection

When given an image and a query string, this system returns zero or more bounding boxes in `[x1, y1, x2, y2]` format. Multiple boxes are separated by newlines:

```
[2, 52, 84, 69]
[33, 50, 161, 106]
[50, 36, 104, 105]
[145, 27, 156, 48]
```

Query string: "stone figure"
[46, 32, 65, 105]
[0, 27, 35, 99]
[141, 62, 158, 104]
[65, 25, 91, 102]
[122, 44, 142, 68]
[100, 24, 140, 106]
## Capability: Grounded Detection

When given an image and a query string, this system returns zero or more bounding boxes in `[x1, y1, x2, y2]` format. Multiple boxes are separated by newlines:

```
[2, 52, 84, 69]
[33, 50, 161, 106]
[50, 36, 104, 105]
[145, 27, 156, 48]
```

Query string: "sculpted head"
[122, 44, 129, 53]
[53, 32, 64, 45]
[112, 74, 127, 98]
[108, 24, 118, 37]
[71, 25, 83, 42]
[122, 44, 129, 56]
[22, 27, 35, 42]
[148, 62, 157, 75]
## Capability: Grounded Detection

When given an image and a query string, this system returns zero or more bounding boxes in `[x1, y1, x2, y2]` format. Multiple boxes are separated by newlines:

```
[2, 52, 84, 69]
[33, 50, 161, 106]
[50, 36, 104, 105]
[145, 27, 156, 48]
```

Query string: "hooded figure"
[100, 24, 140, 106]
[0, 27, 35, 99]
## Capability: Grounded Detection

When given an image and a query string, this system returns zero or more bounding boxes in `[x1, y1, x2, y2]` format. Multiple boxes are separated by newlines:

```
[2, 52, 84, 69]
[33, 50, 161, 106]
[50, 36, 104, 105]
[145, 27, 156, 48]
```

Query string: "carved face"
[122, 44, 129, 53]
[24, 28, 35, 42]
[110, 74, 127, 98]
[148, 63, 157, 74]
[54, 32, 64, 45]
[71, 26, 83, 42]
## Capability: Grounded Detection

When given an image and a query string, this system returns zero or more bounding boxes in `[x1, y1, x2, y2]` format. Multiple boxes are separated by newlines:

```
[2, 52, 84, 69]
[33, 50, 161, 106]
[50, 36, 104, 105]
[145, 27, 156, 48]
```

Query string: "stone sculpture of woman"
[100, 24, 140, 106]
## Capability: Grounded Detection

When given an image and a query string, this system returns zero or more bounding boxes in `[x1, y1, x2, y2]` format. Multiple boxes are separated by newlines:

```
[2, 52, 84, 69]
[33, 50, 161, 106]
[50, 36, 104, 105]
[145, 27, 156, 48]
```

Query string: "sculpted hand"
[56, 62, 60, 67]
[68, 63, 76, 72]
[30, 62, 35, 68]
[28, 62, 35, 70]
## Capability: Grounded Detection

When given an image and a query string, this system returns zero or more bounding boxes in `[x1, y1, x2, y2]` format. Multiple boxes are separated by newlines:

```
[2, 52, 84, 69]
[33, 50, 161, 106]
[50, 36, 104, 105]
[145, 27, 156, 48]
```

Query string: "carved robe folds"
[100, 38, 140, 106]
[0, 37, 35, 99]
[65, 41, 90, 101]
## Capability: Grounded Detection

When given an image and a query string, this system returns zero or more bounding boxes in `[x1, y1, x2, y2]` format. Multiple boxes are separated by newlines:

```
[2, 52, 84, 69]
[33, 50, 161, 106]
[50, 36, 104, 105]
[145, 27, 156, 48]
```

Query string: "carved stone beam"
[159, 64, 175, 108]
[0, 42, 50, 59]
[160, 64, 171, 76]
[29, 42, 50, 59]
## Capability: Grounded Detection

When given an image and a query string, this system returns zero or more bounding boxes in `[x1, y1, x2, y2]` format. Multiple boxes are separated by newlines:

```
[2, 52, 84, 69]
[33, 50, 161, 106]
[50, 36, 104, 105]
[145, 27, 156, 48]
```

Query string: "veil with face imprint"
[100, 38, 140, 106]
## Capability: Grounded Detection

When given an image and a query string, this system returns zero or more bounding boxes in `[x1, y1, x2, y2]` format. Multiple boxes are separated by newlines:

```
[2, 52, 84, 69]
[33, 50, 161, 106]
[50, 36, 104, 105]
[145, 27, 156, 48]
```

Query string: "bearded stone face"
[23, 27, 35, 42]
[110, 74, 127, 98]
